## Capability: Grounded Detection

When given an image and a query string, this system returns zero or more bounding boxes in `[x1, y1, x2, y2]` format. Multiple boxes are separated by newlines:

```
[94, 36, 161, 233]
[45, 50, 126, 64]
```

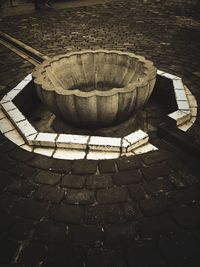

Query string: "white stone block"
[1, 90, 19, 102]
[56, 134, 89, 149]
[177, 100, 190, 111]
[178, 121, 193, 132]
[13, 79, 30, 90]
[26, 133, 38, 145]
[123, 129, 149, 152]
[134, 143, 158, 154]
[4, 129, 25, 146]
[34, 147, 55, 157]
[21, 144, 34, 152]
[156, 70, 165, 76]
[88, 136, 121, 152]
[35, 133, 58, 147]
[161, 72, 180, 80]
[168, 110, 190, 126]
[174, 89, 187, 101]
[86, 150, 120, 160]
[173, 79, 184, 90]
[0, 117, 15, 133]
[16, 120, 37, 137]
[24, 74, 32, 81]
[2, 101, 16, 112]
[8, 109, 26, 123]
[53, 148, 86, 160]
[0, 109, 6, 119]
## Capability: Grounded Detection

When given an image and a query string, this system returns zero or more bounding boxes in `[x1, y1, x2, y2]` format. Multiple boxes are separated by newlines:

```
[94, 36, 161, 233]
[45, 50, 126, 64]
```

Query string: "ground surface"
[0, 0, 200, 266]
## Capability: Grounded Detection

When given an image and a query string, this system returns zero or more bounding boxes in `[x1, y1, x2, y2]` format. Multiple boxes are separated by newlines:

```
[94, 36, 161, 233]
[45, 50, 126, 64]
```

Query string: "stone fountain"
[33, 50, 157, 129]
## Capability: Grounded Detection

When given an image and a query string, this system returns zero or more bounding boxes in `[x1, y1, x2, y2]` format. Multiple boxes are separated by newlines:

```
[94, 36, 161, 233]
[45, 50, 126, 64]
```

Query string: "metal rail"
[0, 30, 49, 65]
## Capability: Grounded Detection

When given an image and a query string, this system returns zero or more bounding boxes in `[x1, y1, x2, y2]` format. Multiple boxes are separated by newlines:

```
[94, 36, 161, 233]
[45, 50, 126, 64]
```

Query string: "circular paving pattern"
[0, 0, 200, 266]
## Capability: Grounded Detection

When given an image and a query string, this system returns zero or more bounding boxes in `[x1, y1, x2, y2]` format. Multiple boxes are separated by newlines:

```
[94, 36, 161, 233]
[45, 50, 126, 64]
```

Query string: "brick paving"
[0, 0, 200, 266]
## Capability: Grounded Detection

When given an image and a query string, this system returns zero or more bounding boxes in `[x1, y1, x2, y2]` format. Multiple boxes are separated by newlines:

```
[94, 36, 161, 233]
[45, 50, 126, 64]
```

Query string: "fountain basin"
[33, 50, 157, 128]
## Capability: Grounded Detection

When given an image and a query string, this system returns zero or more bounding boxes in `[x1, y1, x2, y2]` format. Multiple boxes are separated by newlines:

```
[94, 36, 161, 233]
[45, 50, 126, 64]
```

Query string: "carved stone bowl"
[33, 50, 157, 128]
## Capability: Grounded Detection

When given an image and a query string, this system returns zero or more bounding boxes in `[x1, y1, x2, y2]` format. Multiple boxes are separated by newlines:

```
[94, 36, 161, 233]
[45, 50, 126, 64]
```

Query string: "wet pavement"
[0, 0, 200, 266]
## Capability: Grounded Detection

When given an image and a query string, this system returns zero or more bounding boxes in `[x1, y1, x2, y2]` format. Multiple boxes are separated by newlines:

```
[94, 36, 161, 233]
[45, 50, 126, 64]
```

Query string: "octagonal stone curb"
[0, 73, 152, 158]
[157, 70, 197, 131]
[0, 69, 198, 159]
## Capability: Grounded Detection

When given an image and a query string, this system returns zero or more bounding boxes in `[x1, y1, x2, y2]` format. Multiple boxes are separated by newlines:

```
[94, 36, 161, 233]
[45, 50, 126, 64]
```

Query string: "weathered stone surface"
[35, 221, 67, 243]
[121, 203, 141, 221]
[9, 147, 34, 162]
[0, 212, 15, 233]
[34, 171, 61, 185]
[86, 248, 126, 267]
[140, 195, 173, 216]
[8, 180, 38, 197]
[29, 155, 71, 173]
[126, 241, 163, 267]
[172, 206, 200, 227]
[138, 214, 178, 237]
[50, 204, 83, 223]
[105, 224, 137, 246]
[0, 171, 14, 190]
[10, 163, 38, 179]
[116, 156, 143, 171]
[0, 238, 19, 264]
[96, 187, 128, 203]
[65, 189, 95, 204]
[128, 184, 146, 200]
[69, 225, 103, 246]
[0, 155, 16, 172]
[8, 217, 34, 240]
[61, 174, 85, 188]
[0, 193, 15, 213]
[13, 199, 48, 220]
[71, 160, 97, 174]
[158, 232, 200, 264]
[169, 185, 200, 205]
[113, 170, 142, 185]
[98, 160, 116, 173]
[142, 150, 172, 165]
[85, 204, 125, 224]
[44, 245, 84, 267]
[144, 179, 174, 195]
[35, 185, 65, 203]
[18, 244, 47, 266]
[0, 135, 17, 153]
[141, 162, 172, 180]
[86, 174, 113, 189]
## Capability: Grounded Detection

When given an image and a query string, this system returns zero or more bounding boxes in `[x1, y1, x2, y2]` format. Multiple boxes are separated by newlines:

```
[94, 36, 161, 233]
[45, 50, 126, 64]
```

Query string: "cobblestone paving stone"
[0, 0, 200, 266]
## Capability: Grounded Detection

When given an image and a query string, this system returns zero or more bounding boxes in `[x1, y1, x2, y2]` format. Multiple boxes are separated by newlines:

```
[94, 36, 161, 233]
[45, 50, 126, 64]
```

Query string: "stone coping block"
[158, 71, 192, 127]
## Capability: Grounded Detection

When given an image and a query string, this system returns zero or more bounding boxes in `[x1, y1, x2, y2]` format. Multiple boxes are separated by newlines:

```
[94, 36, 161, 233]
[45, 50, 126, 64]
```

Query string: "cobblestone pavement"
[0, 0, 200, 266]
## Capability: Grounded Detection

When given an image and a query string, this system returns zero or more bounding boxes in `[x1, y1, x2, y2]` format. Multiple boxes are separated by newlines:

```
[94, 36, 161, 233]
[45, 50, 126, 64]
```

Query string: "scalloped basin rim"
[33, 50, 157, 98]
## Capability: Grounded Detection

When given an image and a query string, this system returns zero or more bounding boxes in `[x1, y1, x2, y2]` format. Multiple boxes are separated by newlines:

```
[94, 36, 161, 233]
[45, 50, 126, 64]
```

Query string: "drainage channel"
[0, 30, 49, 65]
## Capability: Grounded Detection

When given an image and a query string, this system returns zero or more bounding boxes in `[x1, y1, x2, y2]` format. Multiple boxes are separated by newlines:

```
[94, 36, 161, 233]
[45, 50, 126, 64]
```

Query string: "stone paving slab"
[0, 0, 200, 266]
